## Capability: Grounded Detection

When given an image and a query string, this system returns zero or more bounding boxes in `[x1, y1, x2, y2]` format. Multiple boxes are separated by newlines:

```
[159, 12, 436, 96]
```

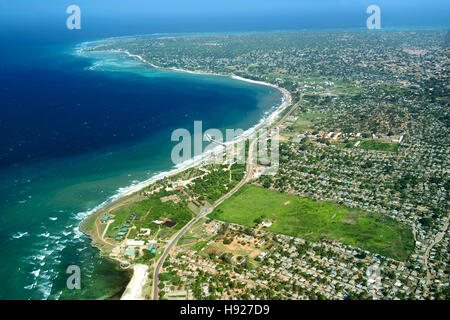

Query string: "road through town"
[151, 97, 300, 299]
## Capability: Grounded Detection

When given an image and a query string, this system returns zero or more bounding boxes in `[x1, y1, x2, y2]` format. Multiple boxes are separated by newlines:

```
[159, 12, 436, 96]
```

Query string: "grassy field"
[177, 219, 211, 247]
[209, 185, 413, 261]
[332, 81, 362, 95]
[292, 113, 327, 131]
[359, 140, 399, 153]
[332, 141, 355, 149]
[193, 241, 208, 251]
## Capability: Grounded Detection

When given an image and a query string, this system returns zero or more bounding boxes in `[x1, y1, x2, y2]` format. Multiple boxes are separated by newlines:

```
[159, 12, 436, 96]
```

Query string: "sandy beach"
[120, 264, 149, 300]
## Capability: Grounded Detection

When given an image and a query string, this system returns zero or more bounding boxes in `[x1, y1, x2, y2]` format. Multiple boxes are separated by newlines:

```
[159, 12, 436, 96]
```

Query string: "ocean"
[0, 31, 282, 299]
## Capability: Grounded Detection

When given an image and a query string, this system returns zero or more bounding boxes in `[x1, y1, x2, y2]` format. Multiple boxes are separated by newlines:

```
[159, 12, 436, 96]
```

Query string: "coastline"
[77, 41, 292, 300]
[120, 264, 149, 300]
[78, 45, 291, 228]
[105, 48, 292, 138]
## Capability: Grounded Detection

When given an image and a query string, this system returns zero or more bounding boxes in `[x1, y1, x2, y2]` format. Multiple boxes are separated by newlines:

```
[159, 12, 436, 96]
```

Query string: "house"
[138, 228, 151, 236]
[125, 239, 145, 247]
[124, 247, 136, 260]
[147, 240, 158, 253]
[261, 221, 273, 228]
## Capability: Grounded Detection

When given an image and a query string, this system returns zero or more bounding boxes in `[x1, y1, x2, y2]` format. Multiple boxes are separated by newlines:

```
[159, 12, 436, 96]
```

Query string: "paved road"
[152, 136, 258, 299]
[151, 96, 300, 300]
[101, 219, 113, 240]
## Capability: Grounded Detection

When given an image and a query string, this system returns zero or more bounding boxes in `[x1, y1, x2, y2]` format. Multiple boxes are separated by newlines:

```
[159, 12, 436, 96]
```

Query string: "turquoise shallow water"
[0, 40, 282, 299]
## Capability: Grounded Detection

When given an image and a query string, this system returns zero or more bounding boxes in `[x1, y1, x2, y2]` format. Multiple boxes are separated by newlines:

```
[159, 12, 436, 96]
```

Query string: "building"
[125, 239, 145, 247]
[261, 221, 273, 228]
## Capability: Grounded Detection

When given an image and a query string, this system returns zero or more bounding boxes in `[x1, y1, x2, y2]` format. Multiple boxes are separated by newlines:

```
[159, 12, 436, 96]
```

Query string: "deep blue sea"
[0, 29, 282, 299]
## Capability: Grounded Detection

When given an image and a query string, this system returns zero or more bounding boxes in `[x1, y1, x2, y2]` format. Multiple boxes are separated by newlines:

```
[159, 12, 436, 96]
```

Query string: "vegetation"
[210, 184, 414, 260]
[292, 113, 327, 131]
[359, 140, 399, 153]
[193, 241, 208, 251]
[191, 163, 245, 203]
[108, 193, 192, 233]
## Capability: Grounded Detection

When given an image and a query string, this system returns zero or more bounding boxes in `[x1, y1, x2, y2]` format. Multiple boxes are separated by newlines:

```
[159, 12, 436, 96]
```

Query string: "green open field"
[292, 113, 327, 131]
[359, 140, 399, 153]
[332, 141, 355, 149]
[332, 81, 362, 95]
[209, 185, 413, 261]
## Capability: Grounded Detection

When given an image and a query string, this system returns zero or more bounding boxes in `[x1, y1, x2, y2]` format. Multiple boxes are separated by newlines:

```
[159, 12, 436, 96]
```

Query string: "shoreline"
[78, 45, 291, 221]
[109, 48, 292, 138]
[120, 264, 149, 300]
[77, 42, 292, 300]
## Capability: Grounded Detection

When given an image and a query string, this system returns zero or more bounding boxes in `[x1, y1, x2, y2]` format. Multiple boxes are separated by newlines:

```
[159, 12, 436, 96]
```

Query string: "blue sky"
[1, 0, 448, 15]
[0, 0, 448, 36]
